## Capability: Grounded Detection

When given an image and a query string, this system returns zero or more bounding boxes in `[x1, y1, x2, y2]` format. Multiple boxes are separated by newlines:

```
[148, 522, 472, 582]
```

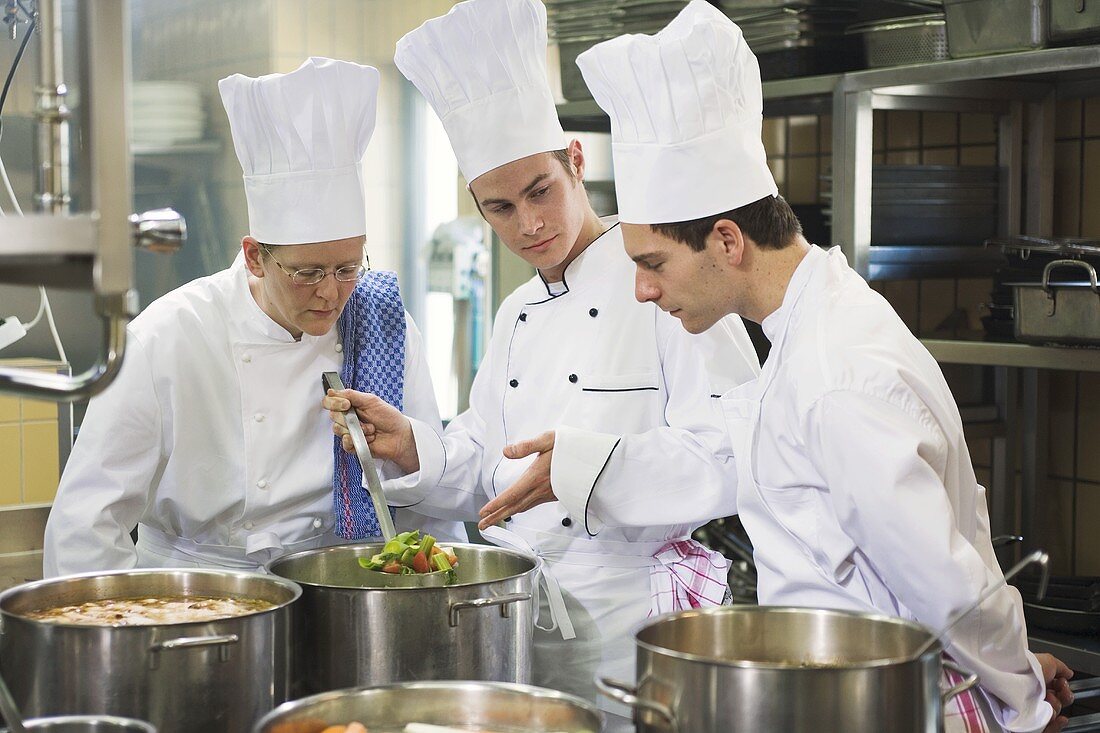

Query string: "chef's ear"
[712, 219, 746, 267]
[565, 138, 585, 182]
[242, 237, 266, 277]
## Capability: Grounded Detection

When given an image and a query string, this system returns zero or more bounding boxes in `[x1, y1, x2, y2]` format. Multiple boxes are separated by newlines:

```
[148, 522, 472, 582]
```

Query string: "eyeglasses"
[260, 244, 367, 286]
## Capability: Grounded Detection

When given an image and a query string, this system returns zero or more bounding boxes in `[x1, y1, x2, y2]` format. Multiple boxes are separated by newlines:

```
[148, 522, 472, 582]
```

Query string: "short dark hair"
[550, 148, 577, 180]
[650, 194, 802, 252]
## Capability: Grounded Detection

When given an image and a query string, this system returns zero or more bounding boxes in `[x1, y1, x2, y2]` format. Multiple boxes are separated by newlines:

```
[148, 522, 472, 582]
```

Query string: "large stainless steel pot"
[252, 681, 601, 733]
[3, 716, 156, 732]
[598, 606, 978, 733]
[0, 569, 301, 733]
[267, 542, 537, 696]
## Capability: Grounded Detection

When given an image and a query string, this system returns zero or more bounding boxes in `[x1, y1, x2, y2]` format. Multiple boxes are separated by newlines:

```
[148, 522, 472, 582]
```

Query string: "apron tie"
[481, 525, 577, 640]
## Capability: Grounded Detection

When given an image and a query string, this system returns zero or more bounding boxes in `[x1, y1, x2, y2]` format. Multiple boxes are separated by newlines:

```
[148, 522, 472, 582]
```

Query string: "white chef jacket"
[717, 246, 1046, 732]
[43, 254, 463, 577]
[403, 219, 760, 716]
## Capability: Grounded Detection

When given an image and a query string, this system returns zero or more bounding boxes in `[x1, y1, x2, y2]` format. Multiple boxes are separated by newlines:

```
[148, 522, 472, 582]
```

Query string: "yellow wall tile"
[271, 0, 305, 57]
[1083, 140, 1100, 238]
[0, 425, 20, 506]
[305, 0, 334, 54]
[819, 114, 832, 155]
[1076, 482, 1100, 574]
[22, 422, 59, 504]
[960, 112, 997, 144]
[873, 110, 887, 152]
[918, 280, 957, 336]
[1056, 98, 1082, 139]
[922, 147, 958, 166]
[762, 118, 786, 157]
[886, 110, 920, 150]
[768, 158, 786, 198]
[788, 115, 818, 156]
[21, 399, 56, 422]
[959, 145, 996, 166]
[956, 277, 991, 331]
[0, 396, 19, 424]
[1048, 372, 1077, 479]
[786, 156, 818, 205]
[922, 111, 958, 147]
[1078, 373, 1100, 483]
[885, 150, 920, 165]
[880, 281, 919, 333]
[966, 436, 992, 467]
[1055, 140, 1082, 237]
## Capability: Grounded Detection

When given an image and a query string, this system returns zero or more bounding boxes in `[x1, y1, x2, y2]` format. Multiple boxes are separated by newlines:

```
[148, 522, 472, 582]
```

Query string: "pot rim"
[633, 605, 943, 670]
[266, 541, 542, 591]
[7, 715, 158, 732]
[254, 680, 601, 731]
[0, 567, 302, 629]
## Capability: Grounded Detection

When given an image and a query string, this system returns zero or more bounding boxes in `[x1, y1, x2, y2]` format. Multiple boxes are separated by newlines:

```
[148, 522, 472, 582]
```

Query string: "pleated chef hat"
[576, 0, 778, 224]
[395, 0, 565, 184]
[218, 57, 380, 245]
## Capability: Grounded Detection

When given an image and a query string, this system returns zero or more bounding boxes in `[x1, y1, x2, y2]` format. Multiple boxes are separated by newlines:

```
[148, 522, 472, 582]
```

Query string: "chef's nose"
[518, 204, 543, 237]
[635, 268, 660, 304]
[316, 271, 339, 300]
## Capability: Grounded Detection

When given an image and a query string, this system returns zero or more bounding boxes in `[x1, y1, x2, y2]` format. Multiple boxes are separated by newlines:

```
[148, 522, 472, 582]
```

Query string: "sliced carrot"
[411, 551, 431, 574]
[381, 561, 402, 574]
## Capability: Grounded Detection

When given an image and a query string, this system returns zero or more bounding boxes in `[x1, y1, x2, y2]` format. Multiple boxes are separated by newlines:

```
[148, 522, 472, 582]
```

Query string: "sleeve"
[805, 390, 1051, 733]
[42, 334, 163, 577]
[386, 313, 470, 539]
[380, 312, 490, 523]
[552, 310, 746, 534]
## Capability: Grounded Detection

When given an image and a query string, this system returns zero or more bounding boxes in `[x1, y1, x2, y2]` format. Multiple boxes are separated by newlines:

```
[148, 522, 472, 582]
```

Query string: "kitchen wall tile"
[22, 399, 56, 422]
[272, 0, 306, 57]
[0, 397, 18, 424]
[873, 152, 886, 165]
[786, 156, 818, 205]
[0, 425, 19, 507]
[959, 113, 997, 145]
[922, 147, 958, 166]
[763, 118, 786, 157]
[966, 437, 992, 468]
[918, 280, 956, 336]
[880, 281, 919, 333]
[1076, 481, 1100, 574]
[305, 0, 335, 55]
[788, 115, 818, 156]
[1082, 140, 1100, 238]
[1056, 98, 1082, 139]
[1084, 97, 1100, 138]
[922, 111, 957, 147]
[959, 145, 997, 166]
[873, 110, 887, 152]
[956, 277, 991, 331]
[886, 110, 920, 150]
[1039, 478, 1075, 575]
[332, 0, 366, 63]
[819, 114, 832, 155]
[22, 423, 58, 504]
[885, 150, 920, 165]
[768, 158, 786, 198]
[1048, 371, 1077, 480]
[1078, 372, 1100, 483]
[1054, 140, 1082, 237]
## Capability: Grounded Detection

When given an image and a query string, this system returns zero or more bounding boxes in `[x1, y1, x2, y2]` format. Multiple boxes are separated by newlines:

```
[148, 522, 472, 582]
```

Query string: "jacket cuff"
[379, 417, 446, 507]
[551, 425, 621, 536]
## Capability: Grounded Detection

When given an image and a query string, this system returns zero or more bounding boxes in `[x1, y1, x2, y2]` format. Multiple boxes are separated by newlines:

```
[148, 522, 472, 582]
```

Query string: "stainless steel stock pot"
[598, 605, 979, 733]
[0, 569, 300, 733]
[267, 542, 538, 696]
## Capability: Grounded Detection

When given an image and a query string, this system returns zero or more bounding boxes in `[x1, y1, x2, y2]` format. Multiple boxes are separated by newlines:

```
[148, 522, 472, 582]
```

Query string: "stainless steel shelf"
[1031, 631, 1100, 677]
[867, 245, 1006, 281]
[922, 339, 1100, 372]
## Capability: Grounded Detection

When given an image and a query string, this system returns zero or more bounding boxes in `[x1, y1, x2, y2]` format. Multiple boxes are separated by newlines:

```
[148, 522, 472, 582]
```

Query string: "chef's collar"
[530, 218, 620, 301]
[760, 244, 826, 343]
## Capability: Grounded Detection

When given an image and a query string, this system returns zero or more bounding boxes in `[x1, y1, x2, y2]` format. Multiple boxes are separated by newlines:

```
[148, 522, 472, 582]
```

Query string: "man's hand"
[322, 389, 420, 474]
[1037, 652, 1073, 732]
[478, 431, 557, 530]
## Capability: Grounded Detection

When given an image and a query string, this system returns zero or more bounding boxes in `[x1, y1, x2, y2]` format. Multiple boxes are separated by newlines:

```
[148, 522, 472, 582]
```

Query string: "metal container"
[1008, 259, 1100, 346]
[0, 569, 301, 733]
[598, 606, 978, 733]
[267, 542, 537, 697]
[849, 13, 949, 68]
[252, 681, 602, 733]
[943, 0, 1047, 57]
[2, 716, 157, 733]
[1051, 0, 1100, 42]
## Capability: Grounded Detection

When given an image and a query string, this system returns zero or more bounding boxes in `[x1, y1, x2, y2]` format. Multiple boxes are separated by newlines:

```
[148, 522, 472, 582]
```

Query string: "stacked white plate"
[131, 81, 205, 147]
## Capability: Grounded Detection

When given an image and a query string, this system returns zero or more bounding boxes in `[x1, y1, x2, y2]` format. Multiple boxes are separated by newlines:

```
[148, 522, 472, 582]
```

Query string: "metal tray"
[1025, 601, 1100, 635]
[1007, 259, 1100, 346]
[943, 0, 1047, 57]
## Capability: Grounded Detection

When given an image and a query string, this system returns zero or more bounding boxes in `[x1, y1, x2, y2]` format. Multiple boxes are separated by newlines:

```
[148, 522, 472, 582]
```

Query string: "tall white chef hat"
[395, 0, 565, 184]
[576, 0, 778, 224]
[218, 57, 380, 245]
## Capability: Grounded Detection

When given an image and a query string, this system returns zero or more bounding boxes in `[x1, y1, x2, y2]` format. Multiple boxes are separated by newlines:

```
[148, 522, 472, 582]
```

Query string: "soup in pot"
[24, 595, 276, 626]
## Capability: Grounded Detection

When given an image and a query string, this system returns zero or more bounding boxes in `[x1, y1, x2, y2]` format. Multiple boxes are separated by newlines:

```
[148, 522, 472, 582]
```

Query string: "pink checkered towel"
[650, 538, 732, 616]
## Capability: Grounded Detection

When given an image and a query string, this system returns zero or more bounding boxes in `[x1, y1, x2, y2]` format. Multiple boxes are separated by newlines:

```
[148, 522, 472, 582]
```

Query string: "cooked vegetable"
[357, 530, 458, 578]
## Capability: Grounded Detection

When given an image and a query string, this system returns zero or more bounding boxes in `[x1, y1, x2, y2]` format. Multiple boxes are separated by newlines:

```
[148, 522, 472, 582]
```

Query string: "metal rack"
[558, 44, 1100, 673]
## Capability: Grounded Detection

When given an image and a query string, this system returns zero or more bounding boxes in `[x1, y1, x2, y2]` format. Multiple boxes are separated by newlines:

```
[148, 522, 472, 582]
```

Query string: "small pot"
[598, 606, 978, 733]
[251, 681, 601, 733]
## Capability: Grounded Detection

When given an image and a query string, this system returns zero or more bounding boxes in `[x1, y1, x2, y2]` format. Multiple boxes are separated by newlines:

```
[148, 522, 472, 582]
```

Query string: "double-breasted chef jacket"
[397, 217, 760, 714]
[570, 244, 1051, 732]
[43, 254, 463, 576]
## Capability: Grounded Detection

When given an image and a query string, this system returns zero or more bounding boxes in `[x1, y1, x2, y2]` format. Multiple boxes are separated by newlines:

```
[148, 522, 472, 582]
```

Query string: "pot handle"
[148, 634, 239, 669]
[1042, 259, 1099, 294]
[941, 659, 980, 705]
[596, 677, 677, 732]
[448, 593, 531, 628]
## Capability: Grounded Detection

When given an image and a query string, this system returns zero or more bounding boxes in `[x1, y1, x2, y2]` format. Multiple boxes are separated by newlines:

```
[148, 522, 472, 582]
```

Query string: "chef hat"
[218, 57, 380, 245]
[395, 0, 565, 184]
[576, 0, 778, 224]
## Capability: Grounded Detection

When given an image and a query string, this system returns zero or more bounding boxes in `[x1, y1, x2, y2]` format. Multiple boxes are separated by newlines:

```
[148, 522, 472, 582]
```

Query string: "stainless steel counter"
[0, 505, 48, 591]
